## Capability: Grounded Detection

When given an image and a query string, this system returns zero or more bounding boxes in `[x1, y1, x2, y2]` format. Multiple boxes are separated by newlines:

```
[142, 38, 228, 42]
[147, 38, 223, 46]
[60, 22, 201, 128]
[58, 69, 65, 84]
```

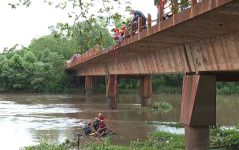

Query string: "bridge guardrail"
[66, 0, 200, 69]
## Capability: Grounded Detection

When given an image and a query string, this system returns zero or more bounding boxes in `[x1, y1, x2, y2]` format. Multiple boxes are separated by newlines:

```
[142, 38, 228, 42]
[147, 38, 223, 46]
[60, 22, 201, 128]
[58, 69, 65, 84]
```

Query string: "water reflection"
[0, 93, 238, 150]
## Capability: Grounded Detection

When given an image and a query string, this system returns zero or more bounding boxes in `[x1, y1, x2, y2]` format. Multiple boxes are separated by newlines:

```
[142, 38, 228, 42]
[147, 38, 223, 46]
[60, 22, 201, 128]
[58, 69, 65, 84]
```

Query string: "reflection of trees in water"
[153, 93, 239, 126]
[216, 95, 239, 126]
[153, 93, 181, 122]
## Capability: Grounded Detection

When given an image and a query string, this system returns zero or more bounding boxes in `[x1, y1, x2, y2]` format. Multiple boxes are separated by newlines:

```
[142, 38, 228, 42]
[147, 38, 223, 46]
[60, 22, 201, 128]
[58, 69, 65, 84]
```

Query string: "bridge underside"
[68, 0, 239, 76]
[75, 31, 239, 76]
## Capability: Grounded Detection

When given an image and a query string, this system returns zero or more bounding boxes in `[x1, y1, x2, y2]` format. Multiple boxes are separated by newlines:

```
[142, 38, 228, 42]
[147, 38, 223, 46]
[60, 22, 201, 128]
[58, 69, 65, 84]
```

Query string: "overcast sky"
[0, 0, 157, 52]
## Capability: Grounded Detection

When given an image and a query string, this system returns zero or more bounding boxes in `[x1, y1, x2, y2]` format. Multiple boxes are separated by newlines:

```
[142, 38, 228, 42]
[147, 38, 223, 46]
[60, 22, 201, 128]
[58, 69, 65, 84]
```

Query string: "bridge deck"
[67, 0, 239, 76]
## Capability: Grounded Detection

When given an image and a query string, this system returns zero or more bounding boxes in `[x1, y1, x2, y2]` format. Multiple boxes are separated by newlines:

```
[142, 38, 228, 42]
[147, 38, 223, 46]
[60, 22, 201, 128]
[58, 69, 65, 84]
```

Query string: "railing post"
[138, 17, 142, 33]
[191, 0, 197, 6]
[147, 13, 152, 28]
[130, 22, 134, 36]
[124, 26, 127, 38]
[157, 0, 165, 22]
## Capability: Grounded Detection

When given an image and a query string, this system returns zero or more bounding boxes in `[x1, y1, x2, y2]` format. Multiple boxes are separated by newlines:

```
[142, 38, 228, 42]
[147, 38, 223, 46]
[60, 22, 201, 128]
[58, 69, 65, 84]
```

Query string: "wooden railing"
[66, 0, 202, 69]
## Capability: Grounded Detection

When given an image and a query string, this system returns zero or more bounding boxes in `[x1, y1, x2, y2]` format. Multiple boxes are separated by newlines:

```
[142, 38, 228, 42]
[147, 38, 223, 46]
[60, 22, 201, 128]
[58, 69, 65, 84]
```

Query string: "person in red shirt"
[113, 23, 127, 43]
[113, 28, 121, 42]
[96, 113, 107, 137]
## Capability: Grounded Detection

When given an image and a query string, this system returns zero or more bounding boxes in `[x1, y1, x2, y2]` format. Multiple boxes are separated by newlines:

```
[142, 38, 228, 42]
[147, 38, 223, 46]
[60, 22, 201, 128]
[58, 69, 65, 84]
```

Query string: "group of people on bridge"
[112, 10, 147, 43]
[66, 9, 147, 65]
[67, 2, 194, 65]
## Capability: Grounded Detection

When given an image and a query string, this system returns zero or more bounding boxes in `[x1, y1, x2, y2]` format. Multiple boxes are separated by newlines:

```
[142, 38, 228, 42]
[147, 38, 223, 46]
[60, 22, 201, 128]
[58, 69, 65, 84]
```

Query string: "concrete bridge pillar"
[140, 75, 152, 107]
[180, 75, 216, 150]
[106, 75, 118, 109]
[85, 76, 93, 99]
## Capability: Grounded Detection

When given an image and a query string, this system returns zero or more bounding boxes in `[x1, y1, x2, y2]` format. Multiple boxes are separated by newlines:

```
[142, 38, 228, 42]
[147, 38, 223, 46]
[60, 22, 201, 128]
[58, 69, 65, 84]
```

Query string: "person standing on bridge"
[112, 22, 127, 43]
[130, 10, 147, 33]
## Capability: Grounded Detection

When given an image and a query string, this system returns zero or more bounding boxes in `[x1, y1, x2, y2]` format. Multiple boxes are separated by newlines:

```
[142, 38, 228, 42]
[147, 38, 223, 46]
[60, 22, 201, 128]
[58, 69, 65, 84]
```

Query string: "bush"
[210, 125, 239, 149]
[146, 101, 173, 113]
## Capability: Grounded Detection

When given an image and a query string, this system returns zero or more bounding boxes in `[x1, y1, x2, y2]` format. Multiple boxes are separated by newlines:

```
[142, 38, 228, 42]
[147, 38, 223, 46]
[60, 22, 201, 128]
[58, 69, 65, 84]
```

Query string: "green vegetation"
[23, 131, 184, 150]
[9, 0, 131, 48]
[81, 137, 128, 150]
[145, 101, 173, 113]
[210, 125, 239, 149]
[130, 132, 184, 150]
[23, 140, 73, 150]
[217, 82, 239, 95]
[0, 21, 114, 93]
[23, 125, 239, 150]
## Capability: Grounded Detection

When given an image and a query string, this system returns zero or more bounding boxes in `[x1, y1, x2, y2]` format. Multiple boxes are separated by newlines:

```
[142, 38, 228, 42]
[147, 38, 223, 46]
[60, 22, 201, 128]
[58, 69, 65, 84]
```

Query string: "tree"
[29, 35, 78, 60]
[0, 0, 130, 93]
[52, 20, 115, 53]
[7, 54, 27, 90]
[8, 0, 132, 45]
[0, 55, 10, 91]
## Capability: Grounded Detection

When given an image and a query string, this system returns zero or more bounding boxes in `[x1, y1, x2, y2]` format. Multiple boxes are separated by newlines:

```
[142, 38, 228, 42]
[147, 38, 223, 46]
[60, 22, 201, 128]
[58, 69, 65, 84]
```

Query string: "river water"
[0, 93, 238, 149]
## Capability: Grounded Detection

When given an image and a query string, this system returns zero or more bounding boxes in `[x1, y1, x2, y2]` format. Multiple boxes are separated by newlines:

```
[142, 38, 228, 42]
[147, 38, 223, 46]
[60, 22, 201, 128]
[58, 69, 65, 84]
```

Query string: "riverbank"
[23, 131, 184, 150]
[23, 124, 239, 150]
[1, 83, 239, 95]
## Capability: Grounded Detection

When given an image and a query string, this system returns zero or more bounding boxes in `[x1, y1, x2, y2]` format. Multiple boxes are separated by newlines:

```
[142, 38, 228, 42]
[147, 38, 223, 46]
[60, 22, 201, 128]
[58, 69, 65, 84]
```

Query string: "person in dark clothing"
[80, 122, 92, 135]
[131, 10, 147, 33]
[93, 113, 105, 131]
[93, 117, 100, 131]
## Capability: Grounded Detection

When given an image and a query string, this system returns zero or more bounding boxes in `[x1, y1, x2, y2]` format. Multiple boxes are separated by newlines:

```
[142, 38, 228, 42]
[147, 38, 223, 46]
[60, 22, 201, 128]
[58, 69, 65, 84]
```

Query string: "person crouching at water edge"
[97, 119, 108, 137]
[92, 113, 105, 131]
[91, 113, 108, 137]
[79, 121, 93, 135]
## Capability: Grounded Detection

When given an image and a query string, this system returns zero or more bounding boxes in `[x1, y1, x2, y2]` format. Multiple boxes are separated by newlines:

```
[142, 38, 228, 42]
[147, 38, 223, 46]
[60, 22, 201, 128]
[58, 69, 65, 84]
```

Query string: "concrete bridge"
[66, 0, 239, 149]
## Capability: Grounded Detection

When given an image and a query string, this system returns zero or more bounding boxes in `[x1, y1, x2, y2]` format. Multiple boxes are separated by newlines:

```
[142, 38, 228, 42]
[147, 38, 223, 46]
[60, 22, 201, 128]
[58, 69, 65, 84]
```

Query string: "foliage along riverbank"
[0, 21, 114, 93]
[23, 124, 239, 150]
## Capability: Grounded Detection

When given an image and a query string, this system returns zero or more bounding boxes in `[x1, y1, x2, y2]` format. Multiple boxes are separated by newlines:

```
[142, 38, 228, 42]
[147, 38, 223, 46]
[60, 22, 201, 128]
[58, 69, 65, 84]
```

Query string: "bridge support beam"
[106, 75, 118, 109]
[180, 75, 216, 150]
[85, 76, 93, 99]
[140, 75, 152, 107]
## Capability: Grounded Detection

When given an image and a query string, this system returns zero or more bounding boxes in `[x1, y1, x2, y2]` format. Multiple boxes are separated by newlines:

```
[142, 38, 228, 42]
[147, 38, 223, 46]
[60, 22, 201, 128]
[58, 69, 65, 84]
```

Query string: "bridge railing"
[66, 0, 202, 68]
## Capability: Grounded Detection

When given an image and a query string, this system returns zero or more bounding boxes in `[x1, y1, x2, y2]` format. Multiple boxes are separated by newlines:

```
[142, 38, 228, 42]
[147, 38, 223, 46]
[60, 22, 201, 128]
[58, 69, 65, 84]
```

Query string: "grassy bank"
[23, 125, 239, 150]
[23, 131, 184, 150]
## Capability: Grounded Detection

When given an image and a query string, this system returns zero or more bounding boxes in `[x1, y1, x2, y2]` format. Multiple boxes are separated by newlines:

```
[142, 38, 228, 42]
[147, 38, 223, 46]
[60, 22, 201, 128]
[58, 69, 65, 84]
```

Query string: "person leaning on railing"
[130, 9, 147, 33]
[112, 23, 127, 43]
